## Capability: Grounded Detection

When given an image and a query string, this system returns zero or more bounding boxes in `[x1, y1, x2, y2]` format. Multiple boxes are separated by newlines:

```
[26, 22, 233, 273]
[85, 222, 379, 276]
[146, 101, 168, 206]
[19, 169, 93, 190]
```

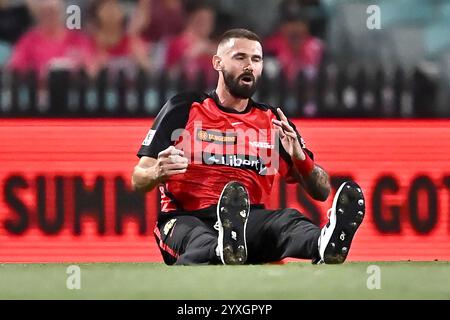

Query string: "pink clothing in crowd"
[86, 34, 150, 73]
[165, 33, 216, 85]
[265, 33, 324, 82]
[141, 0, 185, 42]
[87, 34, 148, 61]
[8, 28, 92, 75]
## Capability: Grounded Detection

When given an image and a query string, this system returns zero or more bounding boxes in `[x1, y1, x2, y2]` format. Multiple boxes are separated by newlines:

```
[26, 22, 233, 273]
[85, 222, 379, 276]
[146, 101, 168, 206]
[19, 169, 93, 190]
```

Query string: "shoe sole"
[217, 181, 250, 265]
[322, 181, 365, 264]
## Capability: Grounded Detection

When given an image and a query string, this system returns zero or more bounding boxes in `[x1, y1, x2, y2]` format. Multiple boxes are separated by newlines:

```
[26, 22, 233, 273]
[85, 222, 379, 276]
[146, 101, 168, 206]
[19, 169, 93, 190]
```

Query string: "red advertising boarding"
[0, 119, 449, 262]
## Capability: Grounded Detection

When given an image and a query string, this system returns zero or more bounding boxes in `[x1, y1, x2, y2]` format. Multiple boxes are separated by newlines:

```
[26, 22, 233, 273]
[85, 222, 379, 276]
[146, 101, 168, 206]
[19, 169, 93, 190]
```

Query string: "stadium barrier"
[0, 119, 449, 262]
[0, 64, 439, 118]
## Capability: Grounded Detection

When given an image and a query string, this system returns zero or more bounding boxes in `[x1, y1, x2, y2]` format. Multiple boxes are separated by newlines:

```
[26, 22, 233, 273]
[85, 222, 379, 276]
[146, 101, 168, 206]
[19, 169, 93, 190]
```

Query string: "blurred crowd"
[1, 1, 448, 118]
[0, 0, 325, 87]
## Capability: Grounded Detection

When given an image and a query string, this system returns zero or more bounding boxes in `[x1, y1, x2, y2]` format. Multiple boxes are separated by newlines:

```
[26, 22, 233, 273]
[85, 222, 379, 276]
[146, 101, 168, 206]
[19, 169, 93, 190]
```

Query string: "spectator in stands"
[165, 3, 217, 87]
[130, 0, 186, 44]
[278, 0, 325, 38]
[87, 0, 151, 74]
[8, 0, 92, 77]
[265, 13, 324, 84]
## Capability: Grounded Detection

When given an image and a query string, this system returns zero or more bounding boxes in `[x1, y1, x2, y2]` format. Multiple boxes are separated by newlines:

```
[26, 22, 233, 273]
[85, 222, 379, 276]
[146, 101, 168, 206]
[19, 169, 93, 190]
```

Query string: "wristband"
[292, 152, 314, 176]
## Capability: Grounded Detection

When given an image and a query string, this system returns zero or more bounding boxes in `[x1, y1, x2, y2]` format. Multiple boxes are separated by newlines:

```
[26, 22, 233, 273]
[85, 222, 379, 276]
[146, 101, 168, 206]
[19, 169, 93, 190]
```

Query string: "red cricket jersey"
[137, 91, 313, 214]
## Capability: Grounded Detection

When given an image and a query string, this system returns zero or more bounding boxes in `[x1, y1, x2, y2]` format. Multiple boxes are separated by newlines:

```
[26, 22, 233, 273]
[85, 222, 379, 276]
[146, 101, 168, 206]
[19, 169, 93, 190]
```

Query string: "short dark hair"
[218, 28, 262, 46]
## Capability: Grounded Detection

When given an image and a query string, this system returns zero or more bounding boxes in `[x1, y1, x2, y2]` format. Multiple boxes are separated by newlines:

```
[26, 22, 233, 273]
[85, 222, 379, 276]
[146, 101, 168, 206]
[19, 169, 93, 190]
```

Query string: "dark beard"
[222, 69, 258, 99]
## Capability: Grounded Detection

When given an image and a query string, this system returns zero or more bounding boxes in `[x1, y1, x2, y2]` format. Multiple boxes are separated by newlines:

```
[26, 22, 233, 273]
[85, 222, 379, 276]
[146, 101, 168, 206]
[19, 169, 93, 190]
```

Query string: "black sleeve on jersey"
[137, 92, 202, 159]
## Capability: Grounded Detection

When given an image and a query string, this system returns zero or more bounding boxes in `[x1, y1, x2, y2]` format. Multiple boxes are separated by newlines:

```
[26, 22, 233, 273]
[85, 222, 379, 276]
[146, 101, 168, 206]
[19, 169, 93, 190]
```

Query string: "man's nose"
[244, 65, 253, 73]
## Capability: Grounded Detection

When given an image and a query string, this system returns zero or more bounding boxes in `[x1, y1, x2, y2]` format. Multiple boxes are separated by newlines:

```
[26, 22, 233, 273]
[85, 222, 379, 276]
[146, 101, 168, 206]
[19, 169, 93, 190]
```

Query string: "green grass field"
[0, 262, 448, 299]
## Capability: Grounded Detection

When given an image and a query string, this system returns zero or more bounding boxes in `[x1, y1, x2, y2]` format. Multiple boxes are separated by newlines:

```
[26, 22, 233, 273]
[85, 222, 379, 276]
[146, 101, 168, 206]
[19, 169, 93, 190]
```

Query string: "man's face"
[98, 0, 124, 29]
[30, 0, 63, 28]
[282, 20, 308, 50]
[190, 8, 215, 39]
[216, 38, 263, 99]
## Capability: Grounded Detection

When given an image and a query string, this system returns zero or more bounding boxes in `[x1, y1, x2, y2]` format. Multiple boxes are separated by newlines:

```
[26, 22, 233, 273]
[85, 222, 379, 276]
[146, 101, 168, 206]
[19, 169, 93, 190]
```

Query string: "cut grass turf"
[0, 262, 448, 299]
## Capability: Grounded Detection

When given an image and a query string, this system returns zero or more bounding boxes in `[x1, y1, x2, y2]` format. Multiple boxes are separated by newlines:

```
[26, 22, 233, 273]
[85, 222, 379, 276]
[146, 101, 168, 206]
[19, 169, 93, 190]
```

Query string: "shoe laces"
[214, 221, 220, 231]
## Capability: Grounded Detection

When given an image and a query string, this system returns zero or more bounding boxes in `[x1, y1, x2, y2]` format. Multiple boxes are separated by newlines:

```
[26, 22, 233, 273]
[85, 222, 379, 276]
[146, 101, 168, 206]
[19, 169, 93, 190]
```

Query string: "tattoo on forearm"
[302, 164, 331, 201]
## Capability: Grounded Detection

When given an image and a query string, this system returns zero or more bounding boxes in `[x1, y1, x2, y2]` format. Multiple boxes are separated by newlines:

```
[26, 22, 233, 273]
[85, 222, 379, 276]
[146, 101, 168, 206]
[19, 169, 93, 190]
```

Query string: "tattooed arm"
[272, 107, 331, 202]
[288, 164, 331, 202]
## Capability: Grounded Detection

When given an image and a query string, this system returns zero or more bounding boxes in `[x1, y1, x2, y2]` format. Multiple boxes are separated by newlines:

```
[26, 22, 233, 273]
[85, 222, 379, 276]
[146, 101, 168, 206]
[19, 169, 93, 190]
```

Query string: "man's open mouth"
[240, 75, 254, 84]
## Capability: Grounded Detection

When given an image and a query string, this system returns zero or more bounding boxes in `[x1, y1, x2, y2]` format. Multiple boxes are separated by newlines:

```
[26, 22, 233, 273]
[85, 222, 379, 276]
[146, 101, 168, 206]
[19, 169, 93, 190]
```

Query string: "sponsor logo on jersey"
[196, 129, 237, 145]
[249, 141, 275, 149]
[142, 129, 156, 146]
[163, 218, 177, 236]
[203, 152, 268, 175]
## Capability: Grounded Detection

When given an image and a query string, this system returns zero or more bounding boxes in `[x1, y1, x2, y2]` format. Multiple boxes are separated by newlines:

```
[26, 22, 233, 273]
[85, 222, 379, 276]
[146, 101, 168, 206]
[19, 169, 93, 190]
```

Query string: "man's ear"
[212, 55, 222, 71]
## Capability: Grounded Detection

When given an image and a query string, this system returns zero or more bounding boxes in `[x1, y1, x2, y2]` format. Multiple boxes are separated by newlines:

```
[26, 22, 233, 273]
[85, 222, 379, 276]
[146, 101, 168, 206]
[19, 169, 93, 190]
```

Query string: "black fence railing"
[0, 65, 441, 118]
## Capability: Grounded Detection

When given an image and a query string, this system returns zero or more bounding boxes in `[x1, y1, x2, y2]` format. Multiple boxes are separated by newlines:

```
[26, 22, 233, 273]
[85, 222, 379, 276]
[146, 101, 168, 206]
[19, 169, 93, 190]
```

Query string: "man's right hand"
[155, 146, 188, 182]
[132, 146, 188, 193]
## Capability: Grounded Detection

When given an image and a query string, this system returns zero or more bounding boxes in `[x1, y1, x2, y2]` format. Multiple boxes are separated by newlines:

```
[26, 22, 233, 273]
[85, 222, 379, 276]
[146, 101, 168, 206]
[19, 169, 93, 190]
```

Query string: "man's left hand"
[272, 108, 305, 160]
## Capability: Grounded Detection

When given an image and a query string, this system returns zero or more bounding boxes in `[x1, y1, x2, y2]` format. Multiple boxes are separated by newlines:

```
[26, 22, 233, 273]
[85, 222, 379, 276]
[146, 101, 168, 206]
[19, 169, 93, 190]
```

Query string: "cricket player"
[132, 28, 365, 265]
